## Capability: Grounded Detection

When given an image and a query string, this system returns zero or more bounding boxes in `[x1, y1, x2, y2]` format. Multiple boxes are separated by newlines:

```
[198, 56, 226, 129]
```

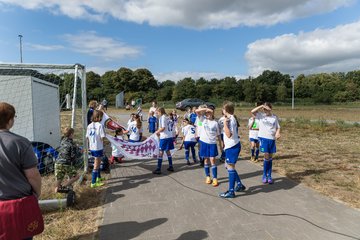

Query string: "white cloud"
[245, 20, 360, 76]
[63, 31, 142, 61]
[27, 43, 64, 51]
[0, 0, 355, 29]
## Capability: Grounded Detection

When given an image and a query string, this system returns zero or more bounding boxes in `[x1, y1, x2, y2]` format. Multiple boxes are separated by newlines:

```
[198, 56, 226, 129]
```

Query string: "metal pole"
[18, 35, 23, 63]
[291, 75, 295, 110]
[80, 66, 88, 172]
[71, 65, 79, 128]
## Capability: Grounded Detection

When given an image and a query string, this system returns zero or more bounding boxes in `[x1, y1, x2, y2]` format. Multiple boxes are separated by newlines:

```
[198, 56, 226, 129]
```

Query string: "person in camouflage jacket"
[54, 127, 80, 193]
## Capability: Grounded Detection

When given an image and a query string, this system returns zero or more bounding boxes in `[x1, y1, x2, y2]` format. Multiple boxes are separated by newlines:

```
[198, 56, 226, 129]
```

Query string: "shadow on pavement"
[176, 230, 208, 240]
[99, 218, 168, 240]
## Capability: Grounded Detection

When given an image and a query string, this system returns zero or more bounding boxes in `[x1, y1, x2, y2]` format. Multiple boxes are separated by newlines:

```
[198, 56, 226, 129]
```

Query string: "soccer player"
[179, 118, 197, 165]
[220, 101, 246, 198]
[195, 106, 222, 187]
[251, 102, 281, 184]
[86, 110, 106, 188]
[153, 107, 175, 174]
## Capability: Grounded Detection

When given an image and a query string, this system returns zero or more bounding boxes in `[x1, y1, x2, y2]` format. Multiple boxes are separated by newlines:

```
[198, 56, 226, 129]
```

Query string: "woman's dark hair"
[115, 128, 123, 136]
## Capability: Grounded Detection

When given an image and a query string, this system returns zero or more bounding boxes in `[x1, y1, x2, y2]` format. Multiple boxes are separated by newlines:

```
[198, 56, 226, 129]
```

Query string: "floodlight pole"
[18, 35, 23, 63]
[291, 75, 295, 110]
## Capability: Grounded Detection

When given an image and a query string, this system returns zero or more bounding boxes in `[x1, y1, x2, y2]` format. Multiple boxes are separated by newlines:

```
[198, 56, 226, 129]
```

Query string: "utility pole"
[291, 75, 295, 109]
[18, 34, 23, 63]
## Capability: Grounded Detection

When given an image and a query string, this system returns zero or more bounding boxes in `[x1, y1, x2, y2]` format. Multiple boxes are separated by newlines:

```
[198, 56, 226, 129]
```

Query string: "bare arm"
[250, 105, 263, 118]
[275, 128, 281, 140]
[24, 167, 42, 197]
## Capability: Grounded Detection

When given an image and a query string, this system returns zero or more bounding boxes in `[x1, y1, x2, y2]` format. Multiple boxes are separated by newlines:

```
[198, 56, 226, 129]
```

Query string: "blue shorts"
[259, 137, 276, 154]
[200, 142, 218, 158]
[159, 138, 174, 151]
[184, 141, 197, 149]
[90, 149, 104, 157]
[225, 142, 241, 164]
[249, 138, 259, 143]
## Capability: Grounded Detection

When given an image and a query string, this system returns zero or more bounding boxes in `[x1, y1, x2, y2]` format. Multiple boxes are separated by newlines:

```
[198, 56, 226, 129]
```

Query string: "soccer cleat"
[267, 177, 273, 184]
[205, 176, 212, 184]
[235, 184, 246, 192]
[254, 157, 259, 162]
[250, 156, 255, 162]
[262, 177, 268, 184]
[167, 166, 174, 172]
[96, 177, 105, 183]
[152, 169, 162, 174]
[212, 178, 219, 187]
[91, 182, 104, 188]
[219, 191, 235, 198]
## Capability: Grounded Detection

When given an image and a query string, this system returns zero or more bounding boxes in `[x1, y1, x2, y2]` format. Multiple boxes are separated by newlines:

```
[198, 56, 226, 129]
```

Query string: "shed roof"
[0, 69, 60, 85]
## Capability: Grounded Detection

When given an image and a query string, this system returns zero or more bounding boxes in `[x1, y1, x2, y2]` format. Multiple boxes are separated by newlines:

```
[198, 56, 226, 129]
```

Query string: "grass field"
[37, 104, 360, 239]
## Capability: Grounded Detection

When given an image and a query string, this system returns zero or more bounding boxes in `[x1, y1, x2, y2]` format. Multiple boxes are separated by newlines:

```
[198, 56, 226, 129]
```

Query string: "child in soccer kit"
[219, 102, 246, 198]
[179, 118, 197, 165]
[218, 113, 226, 162]
[194, 106, 206, 167]
[195, 106, 222, 187]
[148, 111, 157, 133]
[124, 114, 143, 142]
[248, 116, 260, 162]
[251, 102, 281, 184]
[153, 107, 175, 174]
[127, 113, 135, 140]
[110, 128, 124, 164]
[86, 110, 106, 188]
[54, 127, 80, 193]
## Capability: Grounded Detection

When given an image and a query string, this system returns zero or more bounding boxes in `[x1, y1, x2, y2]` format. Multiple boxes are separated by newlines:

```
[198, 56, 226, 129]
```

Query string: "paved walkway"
[99, 153, 360, 240]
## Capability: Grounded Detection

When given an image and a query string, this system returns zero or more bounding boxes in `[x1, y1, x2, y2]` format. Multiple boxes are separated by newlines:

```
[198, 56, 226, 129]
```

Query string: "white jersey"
[248, 117, 260, 140]
[223, 115, 240, 150]
[256, 113, 280, 140]
[149, 106, 157, 114]
[218, 116, 225, 134]
[127, 121, 142, 141]
[86, 122, 106, 151]
[200, 118, 220, 144]
[182, 125, 197, 142]
[159, 115, 173, 139]
[112, 135, 124, 157]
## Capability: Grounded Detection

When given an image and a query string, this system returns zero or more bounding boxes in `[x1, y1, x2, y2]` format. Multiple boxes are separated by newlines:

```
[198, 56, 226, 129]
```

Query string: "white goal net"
[0, 63, 88, 175]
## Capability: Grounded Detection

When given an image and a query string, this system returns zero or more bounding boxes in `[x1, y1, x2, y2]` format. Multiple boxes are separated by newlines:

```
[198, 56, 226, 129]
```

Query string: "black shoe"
[152, 169, 161, 174]
[235, 184, 246, 192]
[167, 166, 174, 172]
[186, 161, 191, 166]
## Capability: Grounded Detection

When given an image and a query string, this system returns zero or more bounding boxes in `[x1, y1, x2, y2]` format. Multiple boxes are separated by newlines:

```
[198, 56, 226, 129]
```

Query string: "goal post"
[0, 63, 88, 174]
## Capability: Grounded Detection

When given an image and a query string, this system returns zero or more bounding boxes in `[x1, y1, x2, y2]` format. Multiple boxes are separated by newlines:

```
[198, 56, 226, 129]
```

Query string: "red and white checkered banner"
[106, 134, 160, 160]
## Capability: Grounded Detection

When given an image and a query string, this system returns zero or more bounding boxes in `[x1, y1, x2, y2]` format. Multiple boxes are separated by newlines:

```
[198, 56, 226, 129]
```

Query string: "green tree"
[172, 78, 196, 102]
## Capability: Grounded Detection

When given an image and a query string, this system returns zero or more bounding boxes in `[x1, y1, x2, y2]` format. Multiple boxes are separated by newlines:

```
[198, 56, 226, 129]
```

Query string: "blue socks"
[97, 169, 101, 179]
[92, 169, 98, 184]
[263, 159, 269, 178]
[191, 147, 196, 161]
[234, 169, 242, 186]
[268, 158, 273, 178]
[157, 158, 163, 170]
[185, 150, 189, 161]
[251, 148, 255, 157]
[211, 165, 217, 179]
[255, 148, 259, 159]
[167, 156, 173, 167]
[228, 169, 236, 192]
[204, 164, 210, 176]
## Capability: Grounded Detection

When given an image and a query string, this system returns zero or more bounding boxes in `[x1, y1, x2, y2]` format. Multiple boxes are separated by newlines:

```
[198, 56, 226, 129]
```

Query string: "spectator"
[0, 102, 43, 239]
[102, 98, 108, 111]
[87, 100, 97, 126]
[131, 99, 136, 109]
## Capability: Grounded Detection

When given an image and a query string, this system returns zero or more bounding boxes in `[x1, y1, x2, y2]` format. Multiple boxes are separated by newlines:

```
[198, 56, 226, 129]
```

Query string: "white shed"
[0, 69, 61, 148]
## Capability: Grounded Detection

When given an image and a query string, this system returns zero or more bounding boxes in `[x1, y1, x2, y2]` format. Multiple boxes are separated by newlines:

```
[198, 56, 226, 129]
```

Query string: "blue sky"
[0, 0, 360, 81]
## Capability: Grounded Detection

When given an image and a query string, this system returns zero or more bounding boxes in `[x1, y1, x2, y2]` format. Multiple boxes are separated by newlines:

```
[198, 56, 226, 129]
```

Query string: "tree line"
[58, 67, 360, 106]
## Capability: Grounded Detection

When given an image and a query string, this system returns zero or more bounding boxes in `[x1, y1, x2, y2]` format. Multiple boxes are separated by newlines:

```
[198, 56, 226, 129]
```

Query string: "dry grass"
[237, 118, 360, 209]
[36, 173, 107, 240]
